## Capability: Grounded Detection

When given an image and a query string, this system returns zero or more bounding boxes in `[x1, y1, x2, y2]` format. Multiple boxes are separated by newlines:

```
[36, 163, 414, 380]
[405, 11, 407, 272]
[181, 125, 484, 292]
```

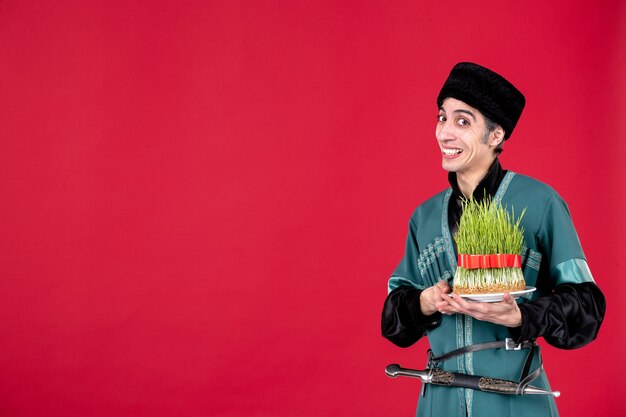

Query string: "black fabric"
[509, 282, 606, 349]
[447, 158, 506, 239]
[437, 62, 526, 139]
[381, 159, 606, 350]
[381, 286, 441, 348]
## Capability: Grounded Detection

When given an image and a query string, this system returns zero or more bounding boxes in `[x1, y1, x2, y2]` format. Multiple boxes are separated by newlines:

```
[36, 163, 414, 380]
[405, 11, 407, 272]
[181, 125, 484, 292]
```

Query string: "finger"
[445, 295, 468, 313]
[502, 293, 517, 305]
[449, 296, 492, 318]
[440, 291, 453, 302]
[449, 293, 476, 311]
[435, 298, 459, 313]
[437, 305, 458, 315]
[442, 294, 460, 312]
[436, 281, 451, 294]
[435, 295, 453, 308]
[433, 286, 449, 301]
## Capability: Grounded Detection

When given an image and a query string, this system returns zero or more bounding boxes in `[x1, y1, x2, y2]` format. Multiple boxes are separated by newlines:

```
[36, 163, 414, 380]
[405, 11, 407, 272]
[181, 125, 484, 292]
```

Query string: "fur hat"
[437, 62, 525, 139]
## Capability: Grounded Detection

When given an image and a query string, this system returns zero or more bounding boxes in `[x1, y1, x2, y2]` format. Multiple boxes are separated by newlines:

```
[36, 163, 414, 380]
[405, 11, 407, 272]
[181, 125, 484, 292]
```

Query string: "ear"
[489, 126, 505, 148]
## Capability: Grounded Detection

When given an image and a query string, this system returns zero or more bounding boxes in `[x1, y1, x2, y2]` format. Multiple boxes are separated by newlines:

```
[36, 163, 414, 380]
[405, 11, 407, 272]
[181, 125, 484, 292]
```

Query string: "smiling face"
[436, 98, 504, 179]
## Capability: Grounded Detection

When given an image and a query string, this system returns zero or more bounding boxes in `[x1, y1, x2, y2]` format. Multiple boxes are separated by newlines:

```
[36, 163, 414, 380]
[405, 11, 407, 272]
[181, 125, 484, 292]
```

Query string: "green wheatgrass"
[453, 196, 526, 294]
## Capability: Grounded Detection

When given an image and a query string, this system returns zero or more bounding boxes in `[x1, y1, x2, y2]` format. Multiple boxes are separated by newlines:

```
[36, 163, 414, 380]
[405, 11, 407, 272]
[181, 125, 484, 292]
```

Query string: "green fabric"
[388, 173, 590, 417]
[551, 258, 594, 286]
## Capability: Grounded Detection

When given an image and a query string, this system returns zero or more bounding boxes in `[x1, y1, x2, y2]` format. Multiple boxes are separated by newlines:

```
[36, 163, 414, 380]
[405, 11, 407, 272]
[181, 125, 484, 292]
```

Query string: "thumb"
[437, 280, 451, 293]
[502, 293, 516, 304]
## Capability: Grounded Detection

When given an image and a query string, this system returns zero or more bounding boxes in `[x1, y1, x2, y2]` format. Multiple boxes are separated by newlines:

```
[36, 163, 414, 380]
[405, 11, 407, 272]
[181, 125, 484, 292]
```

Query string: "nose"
[436, 120, 453, 142]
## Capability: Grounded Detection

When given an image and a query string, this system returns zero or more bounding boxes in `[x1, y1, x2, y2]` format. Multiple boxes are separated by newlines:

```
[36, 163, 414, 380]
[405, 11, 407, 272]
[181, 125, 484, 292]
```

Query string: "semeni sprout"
[453, 197, 526, 294]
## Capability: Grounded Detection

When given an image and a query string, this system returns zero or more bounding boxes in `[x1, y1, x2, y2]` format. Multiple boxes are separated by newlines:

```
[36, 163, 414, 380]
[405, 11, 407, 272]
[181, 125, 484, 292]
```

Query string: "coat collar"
[448, 158, 505, 201]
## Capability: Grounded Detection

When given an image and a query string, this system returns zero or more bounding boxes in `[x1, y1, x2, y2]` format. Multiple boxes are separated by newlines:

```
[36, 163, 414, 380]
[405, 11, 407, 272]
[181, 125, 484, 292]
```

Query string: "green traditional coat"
[388, 172, 595, 417]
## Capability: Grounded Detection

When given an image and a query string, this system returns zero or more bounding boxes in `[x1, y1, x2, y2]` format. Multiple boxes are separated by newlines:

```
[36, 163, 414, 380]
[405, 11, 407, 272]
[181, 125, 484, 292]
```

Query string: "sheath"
[383, 167, 604, 417]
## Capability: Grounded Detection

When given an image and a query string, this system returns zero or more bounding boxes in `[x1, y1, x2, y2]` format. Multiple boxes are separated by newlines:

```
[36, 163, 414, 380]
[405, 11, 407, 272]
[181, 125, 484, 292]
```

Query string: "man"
[381, 62, 605, 417]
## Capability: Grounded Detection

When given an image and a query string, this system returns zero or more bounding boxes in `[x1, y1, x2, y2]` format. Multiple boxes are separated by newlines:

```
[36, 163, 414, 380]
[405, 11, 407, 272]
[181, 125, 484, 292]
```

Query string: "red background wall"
[1, 1, 624, 416]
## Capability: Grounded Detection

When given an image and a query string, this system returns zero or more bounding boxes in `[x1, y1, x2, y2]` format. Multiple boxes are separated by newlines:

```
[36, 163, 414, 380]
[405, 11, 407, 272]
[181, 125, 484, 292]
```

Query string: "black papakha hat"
[437, 62, 525, 139]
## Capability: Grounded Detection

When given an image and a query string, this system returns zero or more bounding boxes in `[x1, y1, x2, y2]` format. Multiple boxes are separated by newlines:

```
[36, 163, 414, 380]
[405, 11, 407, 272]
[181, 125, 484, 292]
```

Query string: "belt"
[428, 338, 536, 363]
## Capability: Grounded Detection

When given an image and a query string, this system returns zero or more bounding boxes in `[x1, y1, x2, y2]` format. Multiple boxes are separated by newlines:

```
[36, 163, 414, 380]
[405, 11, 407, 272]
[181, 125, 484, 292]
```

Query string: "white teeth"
[442, 148, 462, 155]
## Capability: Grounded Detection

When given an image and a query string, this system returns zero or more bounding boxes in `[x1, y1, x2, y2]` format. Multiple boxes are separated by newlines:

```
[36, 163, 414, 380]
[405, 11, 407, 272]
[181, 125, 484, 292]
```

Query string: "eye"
[457, 118, 469, 126]
[437, 115, 446, 123]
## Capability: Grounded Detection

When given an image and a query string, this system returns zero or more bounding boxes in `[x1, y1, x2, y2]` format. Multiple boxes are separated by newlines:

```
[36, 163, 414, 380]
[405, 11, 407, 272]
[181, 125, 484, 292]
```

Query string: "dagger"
[385, 364, 560, 397]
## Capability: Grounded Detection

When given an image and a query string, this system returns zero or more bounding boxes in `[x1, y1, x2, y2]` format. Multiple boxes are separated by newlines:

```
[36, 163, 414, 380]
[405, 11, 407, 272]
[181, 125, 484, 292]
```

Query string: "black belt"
[425, 338, 542, 396]
[428, 338, 536, 363]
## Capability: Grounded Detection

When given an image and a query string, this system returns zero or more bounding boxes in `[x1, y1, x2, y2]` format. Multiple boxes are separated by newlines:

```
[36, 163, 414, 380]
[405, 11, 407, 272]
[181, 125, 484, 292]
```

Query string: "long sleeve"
[381, 286, 442, 348]
[383, 213, 444, 348]
[510, 282, 605, 349]
[510, 193, 606, 348]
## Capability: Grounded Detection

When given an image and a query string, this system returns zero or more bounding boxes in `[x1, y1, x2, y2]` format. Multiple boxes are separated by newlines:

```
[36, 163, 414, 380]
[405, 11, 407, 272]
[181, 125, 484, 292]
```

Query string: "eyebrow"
[438, 107, 477, 122]
[453, 109, 477, 122]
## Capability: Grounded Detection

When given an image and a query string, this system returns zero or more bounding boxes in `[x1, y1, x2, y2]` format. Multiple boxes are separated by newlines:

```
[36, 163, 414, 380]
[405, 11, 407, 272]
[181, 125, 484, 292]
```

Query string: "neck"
[456, 158, 497, 197]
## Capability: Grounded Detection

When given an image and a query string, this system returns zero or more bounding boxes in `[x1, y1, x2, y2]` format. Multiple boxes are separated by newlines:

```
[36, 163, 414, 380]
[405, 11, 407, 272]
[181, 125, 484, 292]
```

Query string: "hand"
[420, 281, 452, 316]
[436, 292, 522, 327]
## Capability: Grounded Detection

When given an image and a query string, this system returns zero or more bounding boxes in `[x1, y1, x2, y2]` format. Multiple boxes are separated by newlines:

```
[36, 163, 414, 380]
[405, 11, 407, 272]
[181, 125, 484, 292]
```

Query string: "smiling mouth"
[442, 148, 463, 156]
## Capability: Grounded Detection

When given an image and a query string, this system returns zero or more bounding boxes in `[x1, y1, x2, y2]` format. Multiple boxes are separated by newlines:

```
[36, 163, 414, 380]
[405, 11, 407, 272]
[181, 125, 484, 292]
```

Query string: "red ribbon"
[457, 254, 522, 269]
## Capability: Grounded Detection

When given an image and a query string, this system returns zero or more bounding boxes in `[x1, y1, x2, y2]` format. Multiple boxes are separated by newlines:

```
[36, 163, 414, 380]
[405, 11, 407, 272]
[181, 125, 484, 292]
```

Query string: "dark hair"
[481, 115, 504, 155]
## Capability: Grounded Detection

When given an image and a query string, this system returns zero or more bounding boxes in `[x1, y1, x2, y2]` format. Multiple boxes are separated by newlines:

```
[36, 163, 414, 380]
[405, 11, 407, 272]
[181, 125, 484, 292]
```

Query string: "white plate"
[451, 287, 536, 303]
